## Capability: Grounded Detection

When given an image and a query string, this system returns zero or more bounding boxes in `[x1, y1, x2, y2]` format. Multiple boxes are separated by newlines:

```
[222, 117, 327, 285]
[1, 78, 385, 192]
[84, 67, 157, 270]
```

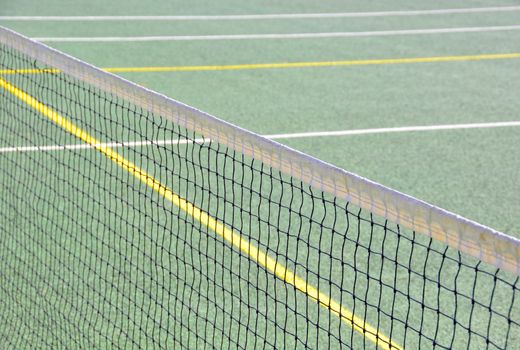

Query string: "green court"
[3, 0, 519, 235]
[1, 1, 520, 349]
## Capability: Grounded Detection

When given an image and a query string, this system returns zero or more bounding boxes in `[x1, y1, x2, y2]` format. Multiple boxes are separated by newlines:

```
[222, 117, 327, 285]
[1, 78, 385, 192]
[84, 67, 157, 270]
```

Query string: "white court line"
[34, 25, 520, 42]
[2, 6, 520, 21]
[0, 138, 207, 153]
[264, 121, 520, 139]
[1, 121, 519, 153]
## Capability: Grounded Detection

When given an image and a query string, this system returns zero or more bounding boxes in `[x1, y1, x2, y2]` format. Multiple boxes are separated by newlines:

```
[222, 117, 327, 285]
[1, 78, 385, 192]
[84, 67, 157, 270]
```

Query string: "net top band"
[1, 25, 519, 276]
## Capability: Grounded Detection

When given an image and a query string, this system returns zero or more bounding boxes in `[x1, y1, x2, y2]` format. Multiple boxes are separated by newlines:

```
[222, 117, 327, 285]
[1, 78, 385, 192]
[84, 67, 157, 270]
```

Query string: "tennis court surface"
[1, 2, 520, 349]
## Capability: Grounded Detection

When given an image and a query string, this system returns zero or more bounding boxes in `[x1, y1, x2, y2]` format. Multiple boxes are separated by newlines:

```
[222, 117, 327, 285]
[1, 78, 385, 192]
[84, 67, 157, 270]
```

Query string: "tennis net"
[0, 26, 519, 349]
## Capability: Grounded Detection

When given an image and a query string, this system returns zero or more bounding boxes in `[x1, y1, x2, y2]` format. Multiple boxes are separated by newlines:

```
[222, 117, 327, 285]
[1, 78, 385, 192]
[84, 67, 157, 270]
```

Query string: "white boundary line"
[265, 121, 520, 139]
[2, 6, 520, 21]
[34, 25, 520, 42]
[2, 121, 519, 153]
[0, 138, 207, 153]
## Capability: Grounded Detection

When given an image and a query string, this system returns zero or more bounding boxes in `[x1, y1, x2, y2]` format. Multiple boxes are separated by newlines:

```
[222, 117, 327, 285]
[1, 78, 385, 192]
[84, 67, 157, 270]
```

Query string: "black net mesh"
[1, 41, 519, 349]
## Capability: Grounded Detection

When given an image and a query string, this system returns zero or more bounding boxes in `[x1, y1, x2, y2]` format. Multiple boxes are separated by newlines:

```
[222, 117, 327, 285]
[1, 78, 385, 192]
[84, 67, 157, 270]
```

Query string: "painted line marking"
[0, 77, 402, 350]
[0, 138, 208, 153]
[2, 121, 519, 154]
[1, 52, 519, 76]
[105, 53, 520, 73]
[2, 6, 520, 21]
[33, 25, 520, 42]
[0, 68, 61, 75]
[263, 121, 520, 140]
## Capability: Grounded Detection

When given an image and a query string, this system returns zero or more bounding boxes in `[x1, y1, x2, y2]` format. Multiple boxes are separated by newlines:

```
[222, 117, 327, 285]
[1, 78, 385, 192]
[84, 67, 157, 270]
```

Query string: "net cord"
[1, 25, 519, 276]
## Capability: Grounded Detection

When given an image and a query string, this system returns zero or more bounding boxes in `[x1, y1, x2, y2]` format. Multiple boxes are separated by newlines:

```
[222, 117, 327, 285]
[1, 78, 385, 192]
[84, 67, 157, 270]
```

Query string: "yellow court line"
[0, 76, 402, 350]
[1, 52, 519, 75]
[104, 52, 520, 73]
[0, 68, 60, 74]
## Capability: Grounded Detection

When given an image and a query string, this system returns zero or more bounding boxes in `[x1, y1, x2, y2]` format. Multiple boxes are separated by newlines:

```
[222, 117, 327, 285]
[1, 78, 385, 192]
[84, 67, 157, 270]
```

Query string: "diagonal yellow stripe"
[0, 76, 402, 350]
[1, 52, 519, 75]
